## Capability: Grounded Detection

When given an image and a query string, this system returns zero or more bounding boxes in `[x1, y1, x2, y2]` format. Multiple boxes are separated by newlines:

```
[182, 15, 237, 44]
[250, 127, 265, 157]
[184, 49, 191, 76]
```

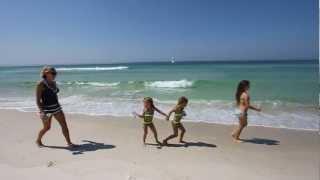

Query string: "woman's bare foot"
[179, 140, 187, 144]
[67, 143, 78, 148]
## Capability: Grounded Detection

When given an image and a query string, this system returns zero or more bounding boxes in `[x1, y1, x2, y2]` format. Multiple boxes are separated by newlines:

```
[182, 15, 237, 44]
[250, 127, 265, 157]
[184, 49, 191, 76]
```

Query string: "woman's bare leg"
[53, 111, 73, 146]
[36, 116, 52, 147]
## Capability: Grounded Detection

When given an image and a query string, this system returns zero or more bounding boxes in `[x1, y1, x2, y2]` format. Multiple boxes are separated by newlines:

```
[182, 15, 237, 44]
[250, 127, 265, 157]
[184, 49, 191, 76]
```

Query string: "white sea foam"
[56, 66, 128, 71]
[145, 79, 193, 88]
[65, 81, 120, 87]
[0, 95, 318, 131]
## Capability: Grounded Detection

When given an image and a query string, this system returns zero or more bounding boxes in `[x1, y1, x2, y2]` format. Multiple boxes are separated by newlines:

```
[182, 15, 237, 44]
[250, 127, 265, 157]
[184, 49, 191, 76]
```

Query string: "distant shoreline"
[3, 108, 318, 132]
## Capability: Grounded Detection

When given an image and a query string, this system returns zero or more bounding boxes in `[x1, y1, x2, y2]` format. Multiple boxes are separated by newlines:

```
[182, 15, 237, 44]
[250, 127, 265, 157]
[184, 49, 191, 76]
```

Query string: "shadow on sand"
[157, 141, 217, 148]
[44, 140, 116, 155]
[241, 138, 280, 145]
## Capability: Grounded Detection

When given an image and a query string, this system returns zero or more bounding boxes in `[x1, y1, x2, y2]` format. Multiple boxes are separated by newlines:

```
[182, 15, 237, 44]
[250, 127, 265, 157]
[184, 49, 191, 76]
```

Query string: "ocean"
[0, 60, 318, 130]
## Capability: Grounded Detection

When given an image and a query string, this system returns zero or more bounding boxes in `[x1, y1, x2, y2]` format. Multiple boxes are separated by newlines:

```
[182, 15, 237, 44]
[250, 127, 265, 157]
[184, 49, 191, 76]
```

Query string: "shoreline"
[5, 108, 319, 132]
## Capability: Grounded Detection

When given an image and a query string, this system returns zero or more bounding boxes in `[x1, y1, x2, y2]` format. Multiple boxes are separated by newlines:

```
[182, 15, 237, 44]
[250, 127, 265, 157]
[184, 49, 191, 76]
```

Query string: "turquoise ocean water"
[0, 60, 318, 130]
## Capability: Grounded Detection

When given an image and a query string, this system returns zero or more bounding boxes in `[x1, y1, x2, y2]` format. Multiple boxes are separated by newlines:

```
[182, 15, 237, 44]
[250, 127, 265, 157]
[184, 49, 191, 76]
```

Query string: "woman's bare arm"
[36, 82, 44, 112]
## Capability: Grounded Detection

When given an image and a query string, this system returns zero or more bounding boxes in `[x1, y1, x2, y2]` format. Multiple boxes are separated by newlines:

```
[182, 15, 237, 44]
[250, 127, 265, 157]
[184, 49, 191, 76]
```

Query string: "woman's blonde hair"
[41, 66, 56, 79]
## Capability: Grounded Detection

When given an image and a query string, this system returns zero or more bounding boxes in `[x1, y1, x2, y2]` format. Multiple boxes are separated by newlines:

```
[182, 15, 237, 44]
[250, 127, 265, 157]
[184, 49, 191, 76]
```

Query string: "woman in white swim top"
[231, 80, 261, 143]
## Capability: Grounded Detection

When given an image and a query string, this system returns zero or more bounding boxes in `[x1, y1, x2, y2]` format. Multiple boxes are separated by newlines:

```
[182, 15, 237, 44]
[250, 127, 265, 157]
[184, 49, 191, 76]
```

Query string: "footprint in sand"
[127, 175, 136, 180]
[47, 161, 55, 167]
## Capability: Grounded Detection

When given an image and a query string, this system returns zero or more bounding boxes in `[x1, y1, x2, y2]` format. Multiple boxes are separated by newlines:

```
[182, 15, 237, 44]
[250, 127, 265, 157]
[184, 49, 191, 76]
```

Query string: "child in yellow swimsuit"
[133, 97, 168, 145]
[163, 96, 188, 145]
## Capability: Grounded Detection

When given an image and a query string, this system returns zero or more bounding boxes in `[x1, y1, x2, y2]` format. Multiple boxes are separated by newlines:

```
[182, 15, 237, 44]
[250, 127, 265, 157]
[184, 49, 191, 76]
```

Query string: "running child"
[133, 97, 168, 145]
[232, 80, 261, 143]
[163, 96, 188, 145]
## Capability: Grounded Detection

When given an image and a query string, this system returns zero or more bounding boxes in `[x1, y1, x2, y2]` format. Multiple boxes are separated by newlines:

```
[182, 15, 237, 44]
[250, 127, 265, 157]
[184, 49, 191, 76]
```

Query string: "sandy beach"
[0, 109, 318, 180]
[0, 0, 318, 179]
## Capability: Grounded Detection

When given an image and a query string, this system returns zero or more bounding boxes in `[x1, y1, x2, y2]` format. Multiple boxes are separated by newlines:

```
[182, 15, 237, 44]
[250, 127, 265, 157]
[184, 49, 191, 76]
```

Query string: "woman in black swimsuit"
[36, 66, 75, 147]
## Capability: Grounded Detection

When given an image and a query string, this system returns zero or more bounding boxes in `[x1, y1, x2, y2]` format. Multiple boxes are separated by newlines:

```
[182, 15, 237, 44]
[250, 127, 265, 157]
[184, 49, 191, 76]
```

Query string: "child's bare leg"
[143, 124, 148, 144]
[231, 128, 237, 138]
[232, 125, 242, 142]
[149, 124, 161, 144]
[232, 116, 247, 143]
[163, 124, 178, 145]
[231, 125, 239, 139]
[179, 125, 186, 143]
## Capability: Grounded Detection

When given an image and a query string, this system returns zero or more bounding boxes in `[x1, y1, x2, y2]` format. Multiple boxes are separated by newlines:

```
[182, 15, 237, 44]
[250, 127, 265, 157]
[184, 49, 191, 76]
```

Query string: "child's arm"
[133, 111, 144, 118]
[166, 107, 176, 121]
[154, 107, 168, 118]
[249, 105, 261, 112]
[246, 94, 261, 112]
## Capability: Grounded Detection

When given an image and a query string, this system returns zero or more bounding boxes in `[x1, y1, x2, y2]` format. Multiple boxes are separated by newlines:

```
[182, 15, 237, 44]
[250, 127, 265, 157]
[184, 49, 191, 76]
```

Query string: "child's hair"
[177, 96, 188, 106]
[235, 80, 250, 105]
[144, 97, 155, 109]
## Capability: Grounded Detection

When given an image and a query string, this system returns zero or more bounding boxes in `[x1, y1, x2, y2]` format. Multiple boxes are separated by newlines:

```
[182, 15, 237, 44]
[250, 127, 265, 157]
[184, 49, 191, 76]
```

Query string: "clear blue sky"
[0, 0, 318, 65]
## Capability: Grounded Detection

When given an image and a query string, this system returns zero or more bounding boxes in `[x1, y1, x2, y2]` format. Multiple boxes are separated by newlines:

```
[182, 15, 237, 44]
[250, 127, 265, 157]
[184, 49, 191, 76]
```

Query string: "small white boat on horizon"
[171, 57, 175, 64]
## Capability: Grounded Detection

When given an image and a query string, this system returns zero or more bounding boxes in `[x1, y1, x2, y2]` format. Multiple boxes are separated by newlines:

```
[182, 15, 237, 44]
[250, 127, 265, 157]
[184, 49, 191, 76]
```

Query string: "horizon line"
[0, 59, 318, 67]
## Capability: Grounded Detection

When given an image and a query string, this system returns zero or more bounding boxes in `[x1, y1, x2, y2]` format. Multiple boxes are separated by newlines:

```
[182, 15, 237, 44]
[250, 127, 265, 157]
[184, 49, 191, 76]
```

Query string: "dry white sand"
[0, 109, 318, 180]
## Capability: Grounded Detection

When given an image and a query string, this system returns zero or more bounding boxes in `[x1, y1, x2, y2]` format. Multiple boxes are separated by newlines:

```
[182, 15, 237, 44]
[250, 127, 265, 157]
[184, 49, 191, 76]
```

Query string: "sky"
[0, 0, 318, 65]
